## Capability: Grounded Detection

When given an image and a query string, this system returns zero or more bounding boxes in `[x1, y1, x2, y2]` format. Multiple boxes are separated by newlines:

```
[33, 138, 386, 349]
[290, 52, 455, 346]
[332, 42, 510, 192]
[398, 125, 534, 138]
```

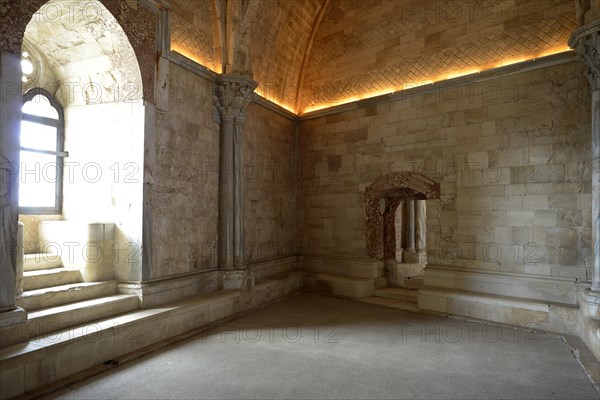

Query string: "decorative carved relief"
[569, 21, 600, 90]
[365, 172, 440, 259]
[214, 75, 258, 123]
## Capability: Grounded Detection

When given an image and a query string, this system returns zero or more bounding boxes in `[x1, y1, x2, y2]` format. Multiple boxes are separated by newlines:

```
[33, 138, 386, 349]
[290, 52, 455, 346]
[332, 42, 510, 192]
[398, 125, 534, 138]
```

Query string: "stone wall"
[298, 60, 592, 282]
[150, 61, 299, 281]
[244, 103, 297, 263]
[150, 61, 220, 279]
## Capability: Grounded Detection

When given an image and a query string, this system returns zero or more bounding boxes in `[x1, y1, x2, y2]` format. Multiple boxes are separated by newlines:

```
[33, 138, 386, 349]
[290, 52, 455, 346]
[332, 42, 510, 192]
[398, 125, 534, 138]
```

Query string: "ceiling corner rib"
[294, 0, 331, 114]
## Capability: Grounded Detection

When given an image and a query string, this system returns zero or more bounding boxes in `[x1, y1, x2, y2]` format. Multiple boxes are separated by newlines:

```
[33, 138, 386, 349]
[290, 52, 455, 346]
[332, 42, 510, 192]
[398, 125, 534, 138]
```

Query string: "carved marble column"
[569, 20, 600, 291]
[214, 74, 257, 289]
[405, 199, 416, 252]
[395, 200, 403, 261]
[415, 200, 427, 263]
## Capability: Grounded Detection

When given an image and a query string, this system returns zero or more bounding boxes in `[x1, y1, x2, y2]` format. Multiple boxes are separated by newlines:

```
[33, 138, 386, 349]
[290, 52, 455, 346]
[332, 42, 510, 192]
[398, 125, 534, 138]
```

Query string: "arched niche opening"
[365, 172, 440, 288]
[18, 0, 145, 286]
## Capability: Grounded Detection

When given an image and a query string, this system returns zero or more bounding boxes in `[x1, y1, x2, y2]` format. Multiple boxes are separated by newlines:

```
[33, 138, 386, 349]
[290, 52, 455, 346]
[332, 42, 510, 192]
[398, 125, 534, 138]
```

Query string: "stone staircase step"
[19, 281, 117, 311]
[26, 294, 139, 339]
[23, 253, 63, 271]
[374, 287, 418, 302]
[0, 289, 244, 398]
[315, 273, 374, 298]
[404, 276, 424, 288]
[357, 296, 421, 313]
[22, 269, 82, 291]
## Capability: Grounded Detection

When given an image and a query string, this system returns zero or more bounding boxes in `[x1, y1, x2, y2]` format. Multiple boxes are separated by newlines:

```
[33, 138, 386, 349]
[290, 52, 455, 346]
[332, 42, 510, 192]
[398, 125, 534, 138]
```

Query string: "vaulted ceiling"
[168, 0, 578, 115]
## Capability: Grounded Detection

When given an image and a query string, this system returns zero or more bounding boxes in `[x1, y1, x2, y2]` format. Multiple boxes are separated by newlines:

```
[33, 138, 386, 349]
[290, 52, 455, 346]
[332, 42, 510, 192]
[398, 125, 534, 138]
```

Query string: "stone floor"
[45, 293, 599, 400]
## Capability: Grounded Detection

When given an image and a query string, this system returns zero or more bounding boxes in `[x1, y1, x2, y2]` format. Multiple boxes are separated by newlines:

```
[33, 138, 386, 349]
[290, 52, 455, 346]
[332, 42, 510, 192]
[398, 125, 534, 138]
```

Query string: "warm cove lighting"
[299, 48, 572, 115]
[302, 85, 425, 114]
[254, 88, 296, 113]
[170, 44, 221, 73]
[168, 46, 572, 115]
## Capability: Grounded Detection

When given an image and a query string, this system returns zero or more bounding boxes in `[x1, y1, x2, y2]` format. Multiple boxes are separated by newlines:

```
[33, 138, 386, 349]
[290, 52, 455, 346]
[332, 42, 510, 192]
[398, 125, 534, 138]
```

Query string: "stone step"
[0, 290, 242, 399]
[26, 294, 139, 339]
[1, 276, 301, 399]
[357, 296, 421, 313]
[23, 253, 63, 271]
[22, 269, 82, 291]
[403, 276, 424, 288]
[314, 273, 374, 298]
[374, 287, 418, 302]
[417, 287, 580, 335]
[19, 281, 117, 311]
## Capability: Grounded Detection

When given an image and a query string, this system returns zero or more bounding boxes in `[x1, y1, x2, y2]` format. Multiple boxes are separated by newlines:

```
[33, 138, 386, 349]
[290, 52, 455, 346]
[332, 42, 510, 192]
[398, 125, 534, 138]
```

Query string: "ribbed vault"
[166, 0, 578, 114]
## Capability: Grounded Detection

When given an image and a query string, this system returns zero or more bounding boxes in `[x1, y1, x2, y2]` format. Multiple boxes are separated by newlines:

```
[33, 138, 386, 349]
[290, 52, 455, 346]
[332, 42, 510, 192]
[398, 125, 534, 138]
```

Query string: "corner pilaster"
[569, 19, 600, 292]
[214, 74, 257, 289]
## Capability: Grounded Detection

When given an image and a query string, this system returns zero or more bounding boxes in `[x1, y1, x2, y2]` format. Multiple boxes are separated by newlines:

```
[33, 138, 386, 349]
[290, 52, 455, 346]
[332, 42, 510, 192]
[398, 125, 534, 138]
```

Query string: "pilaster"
[214, 74, 257, 288]
[569, 20, 600, 291]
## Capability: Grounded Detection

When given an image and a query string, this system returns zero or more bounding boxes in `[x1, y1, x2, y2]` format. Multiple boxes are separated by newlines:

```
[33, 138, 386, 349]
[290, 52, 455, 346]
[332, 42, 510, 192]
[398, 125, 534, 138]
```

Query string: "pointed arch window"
[19, 88, 67, 214]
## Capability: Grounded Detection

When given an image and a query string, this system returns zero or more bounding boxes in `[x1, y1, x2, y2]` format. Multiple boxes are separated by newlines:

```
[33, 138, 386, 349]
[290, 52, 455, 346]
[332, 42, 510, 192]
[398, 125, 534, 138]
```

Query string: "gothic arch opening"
[18, 0, 145, 298]
[365, 172, 440, 287]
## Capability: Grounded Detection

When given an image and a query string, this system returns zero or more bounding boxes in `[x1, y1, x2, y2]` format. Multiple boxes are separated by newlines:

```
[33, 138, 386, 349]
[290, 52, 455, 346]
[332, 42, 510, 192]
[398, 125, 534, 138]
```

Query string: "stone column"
[395, 200, 403, 261]
[570, 20, 600, 291]
[415, 200, 427, 263]
[0, 51, 27, 341]
[406, 199, 415, 252]
[214, 74, 257, 289]
[415, 200, 426, 250]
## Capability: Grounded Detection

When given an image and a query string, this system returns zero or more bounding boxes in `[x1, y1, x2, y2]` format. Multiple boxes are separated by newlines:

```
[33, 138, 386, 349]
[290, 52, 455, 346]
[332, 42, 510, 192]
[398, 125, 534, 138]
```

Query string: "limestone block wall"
[298, 60, 592, 283]
[150, 61, 220, 279]
[149, 61, 299, 282]
[244, 103, 297, 263]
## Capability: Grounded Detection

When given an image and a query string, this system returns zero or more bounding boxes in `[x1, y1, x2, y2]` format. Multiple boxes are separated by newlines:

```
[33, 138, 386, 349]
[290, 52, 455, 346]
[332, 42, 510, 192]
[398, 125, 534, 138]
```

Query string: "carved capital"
[214, 74, 258, 123]
[569, 20, 600, 91]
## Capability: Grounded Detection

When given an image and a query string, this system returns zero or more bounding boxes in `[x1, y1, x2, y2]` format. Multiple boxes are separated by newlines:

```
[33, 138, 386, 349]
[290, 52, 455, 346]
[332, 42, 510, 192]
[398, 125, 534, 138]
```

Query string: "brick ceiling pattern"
[248, 0, 324, 110]
[165, 0, 577, 114]
[170, 0, 216, 71]
[299, 0, 577, 112]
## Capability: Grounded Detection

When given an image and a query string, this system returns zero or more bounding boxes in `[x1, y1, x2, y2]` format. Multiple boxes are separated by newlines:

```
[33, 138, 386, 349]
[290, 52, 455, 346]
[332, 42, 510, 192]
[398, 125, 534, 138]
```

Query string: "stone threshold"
[0, 272, 302, 399]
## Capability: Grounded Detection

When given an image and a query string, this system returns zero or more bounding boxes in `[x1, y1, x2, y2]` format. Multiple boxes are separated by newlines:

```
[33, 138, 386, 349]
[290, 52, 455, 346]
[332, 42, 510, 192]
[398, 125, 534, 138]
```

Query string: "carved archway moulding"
[0, 0, 157, 103]
[365, 172, 440, 260]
